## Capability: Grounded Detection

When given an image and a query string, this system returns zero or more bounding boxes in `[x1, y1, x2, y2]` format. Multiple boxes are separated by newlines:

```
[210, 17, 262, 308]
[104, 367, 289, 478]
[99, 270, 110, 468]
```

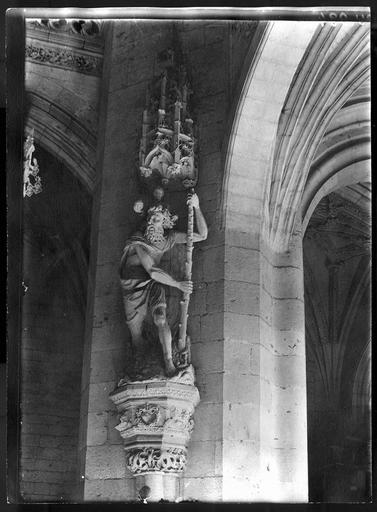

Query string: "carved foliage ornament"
[23, 132, 42, 197]
[126, 447, 187, 474]
[117, 403, 194, 434]
[28, 18, 103, 37]
[25, 43, 102, 76]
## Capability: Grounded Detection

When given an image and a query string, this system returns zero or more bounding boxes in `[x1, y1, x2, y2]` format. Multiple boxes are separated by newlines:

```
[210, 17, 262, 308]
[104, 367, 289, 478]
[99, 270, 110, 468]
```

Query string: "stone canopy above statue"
[139, 49, 198, 192]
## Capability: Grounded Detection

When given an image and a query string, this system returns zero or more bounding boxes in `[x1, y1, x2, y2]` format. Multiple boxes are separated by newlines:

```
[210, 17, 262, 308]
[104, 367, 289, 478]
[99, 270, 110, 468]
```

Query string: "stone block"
[223, 373, 259, 404]
[223, 339, 253, 373]
[189, 284, 207, 316]
[195, 371, 223, 404]
[223, 402, 260, 442]
[107, 410, 123, 445]
[227, 150, 266, 181]
[88, 381, 117, 413]
[20, 481, 36, 496]
[91, 322, 128, 353]
[273, 353, 306, 389]
[225, 210, 261, 232]
[85, 445, 127, 480]
[92, 294, 122, 329]
[38, 435, 61, 448]
[272, 328, 305, 357]
[206, 281, 225, 314]
[86, 412, 108, 446]
[184, 440, 216, 478]
[191, 339, 223, 373]
[182, 476, 222, 501]
[21, 445, 40, 459]
[271, 297, 305, 331]
[96, 226, 128, 266]
[223, 439, 260, 477]
[225, 246, 259, 284]
[222, 473, 260, 502]
[84, 477, 135, 501]
[34, 458, 71, 473]
[225, 229, 260, 251]
[224, 280, 259, 315]
[199, 152, 222, 185]
[26, 494, 54, 502]
[112, 53, 154, 89]
[21, 434, 40, 446]
[191, 402, 222, 442]
[271, 266, 304, 300]
[38, 447, 69, 461]
[47, 423, 77, 438]
[89, 348, 126, 384]
[259, 287, 273, 326]
[201, 246, 224, 283]
[187, 314, 201, 343]
[22, 422, 50, 436]
[227, 191, 263, 218]
[224, 312, 259, 342]
[32, 482, 52, 496]
[200, 312, 224, 342]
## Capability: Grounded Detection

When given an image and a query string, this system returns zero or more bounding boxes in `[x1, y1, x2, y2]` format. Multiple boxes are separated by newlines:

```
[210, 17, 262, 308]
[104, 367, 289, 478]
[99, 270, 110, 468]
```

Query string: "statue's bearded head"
[145, 205, 178, 244]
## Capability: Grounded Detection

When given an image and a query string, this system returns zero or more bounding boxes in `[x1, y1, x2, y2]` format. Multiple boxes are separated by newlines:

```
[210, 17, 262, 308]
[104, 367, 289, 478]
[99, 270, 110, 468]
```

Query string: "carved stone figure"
[120, 193, 207, 378]
[23, 132, 42, 197]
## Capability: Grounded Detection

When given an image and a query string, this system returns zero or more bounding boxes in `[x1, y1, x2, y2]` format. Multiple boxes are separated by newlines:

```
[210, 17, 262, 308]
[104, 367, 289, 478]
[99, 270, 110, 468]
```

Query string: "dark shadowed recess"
[19, 146, 91, 503]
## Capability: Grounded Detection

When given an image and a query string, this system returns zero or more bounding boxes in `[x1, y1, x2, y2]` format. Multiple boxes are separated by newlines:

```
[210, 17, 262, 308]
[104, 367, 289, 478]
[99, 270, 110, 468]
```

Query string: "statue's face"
[149, 211, 164, 228]
[145, 211, 166, 244]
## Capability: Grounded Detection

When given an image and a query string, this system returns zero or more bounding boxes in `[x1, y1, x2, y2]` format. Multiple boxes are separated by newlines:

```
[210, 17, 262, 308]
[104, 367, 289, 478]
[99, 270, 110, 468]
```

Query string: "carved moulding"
[109, 365, 199, 499]
[25, 43, 103, 76]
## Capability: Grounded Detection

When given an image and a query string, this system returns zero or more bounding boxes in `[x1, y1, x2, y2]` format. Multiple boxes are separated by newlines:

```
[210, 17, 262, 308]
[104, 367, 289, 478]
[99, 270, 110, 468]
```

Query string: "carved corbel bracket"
[109, 366, 199, 500]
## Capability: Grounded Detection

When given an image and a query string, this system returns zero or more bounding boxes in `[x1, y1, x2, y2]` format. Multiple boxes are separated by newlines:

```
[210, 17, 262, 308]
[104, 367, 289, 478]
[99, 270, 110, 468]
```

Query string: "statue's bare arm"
[135, 245, 193, 294]
[174, 193, 208, 244]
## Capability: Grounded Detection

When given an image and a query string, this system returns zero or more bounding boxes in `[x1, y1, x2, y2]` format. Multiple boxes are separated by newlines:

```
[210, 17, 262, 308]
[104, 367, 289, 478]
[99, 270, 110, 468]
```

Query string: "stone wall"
[25, 22, 103, 192]
[20, 149, 91, 502]
[79, 21, 175, 501]
[220, 22, 317, 501]
[79, 19, 260, 502]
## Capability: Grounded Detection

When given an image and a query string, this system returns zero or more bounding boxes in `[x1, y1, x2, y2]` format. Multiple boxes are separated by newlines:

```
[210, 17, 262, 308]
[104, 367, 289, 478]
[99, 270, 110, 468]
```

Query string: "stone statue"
[120, 193, 208, 377]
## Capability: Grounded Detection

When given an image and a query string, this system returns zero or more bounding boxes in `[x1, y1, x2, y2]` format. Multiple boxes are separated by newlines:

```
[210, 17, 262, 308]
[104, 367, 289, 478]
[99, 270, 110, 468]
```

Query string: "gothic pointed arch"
[264, 23, 369, 252]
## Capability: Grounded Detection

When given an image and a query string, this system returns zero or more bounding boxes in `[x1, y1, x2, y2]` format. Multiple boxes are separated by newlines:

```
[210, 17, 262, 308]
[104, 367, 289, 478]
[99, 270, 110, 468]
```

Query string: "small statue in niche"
[120, 192, 207, 378]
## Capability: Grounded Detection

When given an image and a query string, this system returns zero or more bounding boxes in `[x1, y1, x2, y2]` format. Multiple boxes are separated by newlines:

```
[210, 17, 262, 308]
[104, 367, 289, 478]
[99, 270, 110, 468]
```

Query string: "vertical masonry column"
[222, 21, 316, 501]
[79, 21, 174, 501]
[258, 220, 308, 502]
[178, 22, 229, 501]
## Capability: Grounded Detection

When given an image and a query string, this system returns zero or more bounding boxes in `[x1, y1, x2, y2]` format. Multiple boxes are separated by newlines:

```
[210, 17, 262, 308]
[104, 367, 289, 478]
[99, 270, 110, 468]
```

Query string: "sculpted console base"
[109, 365, 200, 502]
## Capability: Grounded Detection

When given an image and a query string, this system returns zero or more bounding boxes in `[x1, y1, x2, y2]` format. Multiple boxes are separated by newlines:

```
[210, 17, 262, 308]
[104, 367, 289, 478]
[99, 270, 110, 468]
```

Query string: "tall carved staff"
[178, 188, 195, 355]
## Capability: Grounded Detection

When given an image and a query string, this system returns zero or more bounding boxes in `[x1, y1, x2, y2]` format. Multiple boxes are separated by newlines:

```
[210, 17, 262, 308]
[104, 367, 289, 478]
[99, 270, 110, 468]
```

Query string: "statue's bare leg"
[126, 313, 147, 372]
[153, 306, 176, 377]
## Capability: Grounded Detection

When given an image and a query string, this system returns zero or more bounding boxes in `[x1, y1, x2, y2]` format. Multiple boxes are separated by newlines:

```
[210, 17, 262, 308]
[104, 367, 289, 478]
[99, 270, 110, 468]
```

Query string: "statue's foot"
[165, 361, 178, 378]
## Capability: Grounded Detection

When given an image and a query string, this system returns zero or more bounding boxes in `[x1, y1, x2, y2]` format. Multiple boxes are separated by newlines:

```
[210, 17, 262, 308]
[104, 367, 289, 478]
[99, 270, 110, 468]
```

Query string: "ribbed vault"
[264, 22, 369, 252]
[26, 94, 96, 193]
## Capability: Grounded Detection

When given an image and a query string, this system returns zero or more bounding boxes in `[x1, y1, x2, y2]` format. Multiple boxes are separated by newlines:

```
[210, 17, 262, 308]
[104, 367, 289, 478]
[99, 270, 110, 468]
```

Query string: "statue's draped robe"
[119, 231, 177, 340]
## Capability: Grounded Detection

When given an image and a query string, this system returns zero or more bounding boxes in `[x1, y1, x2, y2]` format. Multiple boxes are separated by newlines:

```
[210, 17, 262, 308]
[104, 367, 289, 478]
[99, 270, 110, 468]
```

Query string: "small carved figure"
[120, 193, 207, 377]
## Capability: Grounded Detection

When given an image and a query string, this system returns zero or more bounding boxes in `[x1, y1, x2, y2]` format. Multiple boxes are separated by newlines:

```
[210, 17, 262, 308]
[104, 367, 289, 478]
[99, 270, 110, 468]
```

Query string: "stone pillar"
[78, 21, 175, 501]
[258, 221, 308, 501]
[109, 369, 200, 501]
